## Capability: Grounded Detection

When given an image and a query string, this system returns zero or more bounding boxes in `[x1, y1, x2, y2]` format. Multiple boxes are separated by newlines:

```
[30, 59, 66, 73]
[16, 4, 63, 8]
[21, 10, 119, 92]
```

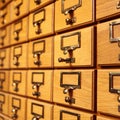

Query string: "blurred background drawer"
[96, 0, 120, 21]
[55, 0, 95, 32]
[28, 37, 53, 68]
[27, 70, 53, 101]
[0, 92, 9, 116]
[10, 0, 29, 21]
[54, 105, 94, 120]
[9, 95, 26, 120]
[0, 70, 9, 92]
[98, 69, 120, 117]
[54, 26, 94, 68]
[97, 18, 120, 66]
[53, 69, 95, 111]
[10, 16, 28, 45]
[0, 25, 10, 48]
[97, 116, 120, 120]
[9, 70, 27, 96]
[29, 3, 54, 40]
[10, 43, 28, 68]
[27, 98, 53, 120]
[29, 0, 54, 12]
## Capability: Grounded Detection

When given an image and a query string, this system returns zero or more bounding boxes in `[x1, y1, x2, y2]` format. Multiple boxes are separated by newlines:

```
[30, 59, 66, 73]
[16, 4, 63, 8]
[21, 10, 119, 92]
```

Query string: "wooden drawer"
[54, 26, 94, 68]
[0, 70, 9, 92]
[9, 95, 26, 120]
[10, 43, 28, 68]
[55, 0, 94, 32]
[29, 4, 54, 40]
[10, 0, 29, 21]
[0, 48, 10, 69]
[27, 70, 53, 101]
[27, 99, 53, 120]
[29, 0, 54, 12]
[53, 69, 94, 111]
[28, 37, 53, 68]
[97, 69, 120, 116]
[0, 4, 10, 26]
[10, 17, 28, 45]
[97, 18, 120, 66]
[96, 0, 120, 21]
[97, 116, 120, 120]
[0, 92, 9, 115]
[0, 25, 10, 48]
[54, 105, 94, 120]
[9, 70, 27, 95]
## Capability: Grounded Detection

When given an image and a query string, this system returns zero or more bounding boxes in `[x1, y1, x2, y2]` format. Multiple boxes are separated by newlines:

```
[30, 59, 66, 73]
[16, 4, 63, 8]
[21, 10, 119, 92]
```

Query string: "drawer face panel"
[53, 69, 94, 110]
[97, 70, 120, 116]
[29, 0, 54, 12]
[0, 92, 9, 115]
[0, 48, 10, 69]
[29, 4, 54, 39]
[28, 37, 53, 68]
[96, 0, 120, 20]
[0, 26, 10, 48]
[97, 116, 120, 120]
[10, 43, 28, 68]
[27, 99, 53, 120]
[54, 27, 94, 67]
[10, 0, 29, 21]
[0, 5, 10, 26]
[9, 95, 26, 120]
[54, 105, 94, 120]
[9, 70, 27, 95]
[97, 18, 120, 66]
[10, 17, 28, 45]
[27, 70, 53, 101]
[0, 70, 9, 92]
[55, 0, 94, 32]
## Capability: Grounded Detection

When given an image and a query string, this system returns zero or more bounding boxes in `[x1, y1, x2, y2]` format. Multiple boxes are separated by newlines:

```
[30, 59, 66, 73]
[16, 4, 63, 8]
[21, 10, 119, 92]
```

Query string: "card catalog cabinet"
[0, 0, 120, 120]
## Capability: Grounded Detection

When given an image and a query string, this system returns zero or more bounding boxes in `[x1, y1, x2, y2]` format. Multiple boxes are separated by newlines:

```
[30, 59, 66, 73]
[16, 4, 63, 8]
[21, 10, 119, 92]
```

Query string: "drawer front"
[10, 0, 29, 21]
[0, 70, 9, 92]
[9, 70, 27, 95]
[0, 25, 10, 48]
[54, 27, 94, 67]
[53, 69, 94, 110]
[97, 116, 120, 120]
[9, 95, 26, 120]
[54, 105, 94, 120]
[27, 70, 53, 101]
[55, 0, 94, 32]
[97, 70, 120, 116]
[28, 37, 53, 68]
[0, 5, 10, 26]
[10, 17, 28, 45]
[97, 18, 120, 66]
[29, 0, 54, 12]
[10, 43, 28, 68]
[27, 99, 53, 120]
[0, 92, 9, 115]
[29, 4, 54, 40]
[96, 0, 120, 20]
[0, 48, 10, 69]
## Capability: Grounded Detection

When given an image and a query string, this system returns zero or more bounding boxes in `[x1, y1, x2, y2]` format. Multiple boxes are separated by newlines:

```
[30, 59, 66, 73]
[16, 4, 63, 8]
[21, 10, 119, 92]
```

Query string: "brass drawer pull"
[117, 1, 120, 9]
[60, 110, 80, 120]
[0, 94, 5, 112]
[14, 0, 23, 16]
[33, 9, 45, 34]
[61, 0, 81, 25]
[32, 72, 44, 98]
[31, 103, 44, 120]
[0, 28, 6, 46]
[0, 50, 6, 67]
[34, 0, 41, 5]
[0, 9, 7, 24]
[0, 72, 5, 90]
[60, 72, 81, 104]
[58, 32, 80, 64]
[12, 98, 21, 120]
